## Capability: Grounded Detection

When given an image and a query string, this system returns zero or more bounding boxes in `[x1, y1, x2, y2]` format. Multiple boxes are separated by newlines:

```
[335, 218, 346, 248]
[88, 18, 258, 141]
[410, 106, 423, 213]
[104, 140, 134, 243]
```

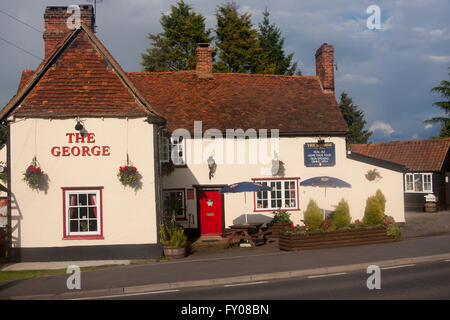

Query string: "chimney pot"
[315, 43, 335, 94]
[196, 43, 213, 78]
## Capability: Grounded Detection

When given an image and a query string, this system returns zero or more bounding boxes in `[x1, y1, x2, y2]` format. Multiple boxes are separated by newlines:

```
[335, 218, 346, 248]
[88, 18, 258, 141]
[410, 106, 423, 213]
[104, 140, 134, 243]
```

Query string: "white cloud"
[370, 121, 395, 135]
[412, 134, 418, 139]
[427, 56, 450, 63]
[425, 123, 433, 129]
[339, 73, 380, 85]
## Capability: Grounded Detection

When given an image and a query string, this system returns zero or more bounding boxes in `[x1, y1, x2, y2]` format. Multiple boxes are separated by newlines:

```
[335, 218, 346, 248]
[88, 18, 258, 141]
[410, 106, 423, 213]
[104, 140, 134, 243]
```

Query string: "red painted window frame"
[163, 188, 187, 221]
[251, 177, 300, 212]
[62, 187, 104, 240]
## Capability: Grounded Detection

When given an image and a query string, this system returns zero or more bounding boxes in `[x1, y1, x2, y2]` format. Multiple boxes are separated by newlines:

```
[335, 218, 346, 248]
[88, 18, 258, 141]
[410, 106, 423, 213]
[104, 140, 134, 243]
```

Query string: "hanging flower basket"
[117, 165, 140, 186]
[23, 164, 44, 189]
[0, 161, 7, 184]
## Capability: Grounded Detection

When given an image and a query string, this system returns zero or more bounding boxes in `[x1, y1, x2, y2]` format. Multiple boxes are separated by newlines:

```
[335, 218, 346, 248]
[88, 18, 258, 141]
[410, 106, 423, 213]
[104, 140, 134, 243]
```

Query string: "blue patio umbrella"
[300, 176, 352, 219]
[220, 182, 272, 224]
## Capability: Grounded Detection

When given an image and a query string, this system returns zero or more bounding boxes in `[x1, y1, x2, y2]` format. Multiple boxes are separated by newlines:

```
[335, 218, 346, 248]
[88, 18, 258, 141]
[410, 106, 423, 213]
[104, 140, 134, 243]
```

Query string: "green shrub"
[272, 209, 293, 224]
[334, 199, 351, 228]
[363, 196, 384, 225]
[375, 189, 386, 214]
[303, 199, 323, 230]
[386, 223, 401, 239]
[159, 215, 187, 247]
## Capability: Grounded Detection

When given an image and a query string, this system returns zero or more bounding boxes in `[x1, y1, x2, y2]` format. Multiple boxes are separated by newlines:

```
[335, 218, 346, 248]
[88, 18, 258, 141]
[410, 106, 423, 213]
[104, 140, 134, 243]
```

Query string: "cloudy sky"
[0, 0, 449, 142]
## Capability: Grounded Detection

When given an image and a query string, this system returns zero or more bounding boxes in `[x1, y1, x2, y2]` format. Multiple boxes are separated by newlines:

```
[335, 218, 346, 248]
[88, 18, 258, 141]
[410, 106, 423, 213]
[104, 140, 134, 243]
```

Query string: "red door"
[198, 190, 223, 235]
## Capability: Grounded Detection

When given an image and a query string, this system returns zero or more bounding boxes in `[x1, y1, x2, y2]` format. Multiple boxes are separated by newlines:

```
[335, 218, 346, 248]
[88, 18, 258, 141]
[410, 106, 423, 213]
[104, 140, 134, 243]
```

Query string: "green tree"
[214, 1, 261, 73]
[338, 92, 372, 144]
[255, 8, 300, 75]
[303, 199, 323, 230]
[334, 199, 351, 228]
[425, 68, 450, 138]
[363, 196, 383, 225]
[141, 0, 213, 72]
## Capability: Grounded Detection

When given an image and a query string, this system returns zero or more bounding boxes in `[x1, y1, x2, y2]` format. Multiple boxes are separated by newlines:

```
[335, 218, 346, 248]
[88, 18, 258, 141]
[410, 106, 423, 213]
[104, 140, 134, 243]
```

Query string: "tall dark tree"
[214, 1, 261, 73]
[338, 92, 372, 144]
[141, 0, 213, 72]
[425, 68, 450, 138]
[255, 8, 300, 75]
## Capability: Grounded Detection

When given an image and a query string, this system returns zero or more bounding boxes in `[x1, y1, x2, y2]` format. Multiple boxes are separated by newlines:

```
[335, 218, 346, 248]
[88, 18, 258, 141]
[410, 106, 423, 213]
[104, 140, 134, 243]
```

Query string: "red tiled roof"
[350, 139, 450, 172]
[127, 72, 349, 134]
[1, 25, 162, 120]
[3, 25, 348, 135]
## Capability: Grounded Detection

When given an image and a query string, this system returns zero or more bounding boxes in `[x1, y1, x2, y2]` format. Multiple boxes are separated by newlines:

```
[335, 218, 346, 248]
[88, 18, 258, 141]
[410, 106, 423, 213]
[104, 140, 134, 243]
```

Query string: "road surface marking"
[381, 264, 415, 270]
[71, 289, 180, 300]
[224, 281, 268, 287]
[307, 272, 347, 279]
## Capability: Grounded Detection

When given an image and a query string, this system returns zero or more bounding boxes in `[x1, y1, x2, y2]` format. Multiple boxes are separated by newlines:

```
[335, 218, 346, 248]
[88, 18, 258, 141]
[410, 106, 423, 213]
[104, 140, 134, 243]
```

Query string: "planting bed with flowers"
[279, 190, 401, 251]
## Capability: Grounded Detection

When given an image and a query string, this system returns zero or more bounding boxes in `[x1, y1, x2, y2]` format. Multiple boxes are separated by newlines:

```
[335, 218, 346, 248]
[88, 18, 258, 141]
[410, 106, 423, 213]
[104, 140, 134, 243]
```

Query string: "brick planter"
[279, 226, 398, 251]
[266, 223, 291, 239]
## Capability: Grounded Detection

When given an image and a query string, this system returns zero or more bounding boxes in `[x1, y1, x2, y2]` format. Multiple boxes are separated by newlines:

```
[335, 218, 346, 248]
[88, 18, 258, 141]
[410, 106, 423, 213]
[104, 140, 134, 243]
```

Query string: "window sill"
[63, 235, 104, 240]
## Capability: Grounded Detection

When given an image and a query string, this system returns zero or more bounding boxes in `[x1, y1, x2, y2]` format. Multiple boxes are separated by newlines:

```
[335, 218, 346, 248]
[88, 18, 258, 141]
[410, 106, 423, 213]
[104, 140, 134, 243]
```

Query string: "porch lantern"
[75, 120, 84, 131]
[207, 156, 216, 180]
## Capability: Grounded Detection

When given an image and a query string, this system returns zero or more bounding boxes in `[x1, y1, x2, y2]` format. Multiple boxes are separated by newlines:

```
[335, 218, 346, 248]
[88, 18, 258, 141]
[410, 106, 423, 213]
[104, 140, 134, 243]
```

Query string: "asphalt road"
[87, 260, 450, 300]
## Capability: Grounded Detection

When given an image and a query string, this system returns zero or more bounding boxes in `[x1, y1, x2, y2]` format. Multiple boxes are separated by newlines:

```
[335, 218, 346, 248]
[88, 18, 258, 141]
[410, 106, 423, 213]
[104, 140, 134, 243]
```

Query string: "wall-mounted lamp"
[317, 135, 325, 145]
[75, 120, 84, 131]
[207, 156, 216, 180]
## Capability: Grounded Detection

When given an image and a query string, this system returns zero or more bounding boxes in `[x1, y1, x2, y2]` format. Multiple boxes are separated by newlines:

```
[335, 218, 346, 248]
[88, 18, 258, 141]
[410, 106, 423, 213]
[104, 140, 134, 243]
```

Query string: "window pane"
[69, 207, 78, 219]
[89, 220, 97, 232]
[80, 207, 87, 219]
[79, 220, 88, 232]
[88, 194, 96, 205]
[70, 220, 79, 232]
[405, 175, 414, 191]
[79, 194, 87, 206]
[414, 174, 423, 192]
[69, 194, 77, 206]
[88, 207, 96, 218]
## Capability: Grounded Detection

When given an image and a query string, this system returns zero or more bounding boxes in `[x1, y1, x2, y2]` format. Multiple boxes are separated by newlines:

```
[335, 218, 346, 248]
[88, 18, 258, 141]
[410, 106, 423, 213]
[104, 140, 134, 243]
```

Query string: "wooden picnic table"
[223, 223, 271, 248]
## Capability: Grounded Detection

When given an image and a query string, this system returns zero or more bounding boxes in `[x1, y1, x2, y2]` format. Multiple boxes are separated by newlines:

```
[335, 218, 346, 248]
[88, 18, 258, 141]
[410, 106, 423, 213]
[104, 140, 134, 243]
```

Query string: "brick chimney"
[43, 5, 95, 59]
[196, 43, 213, 78]
[315, 43, 335, 94]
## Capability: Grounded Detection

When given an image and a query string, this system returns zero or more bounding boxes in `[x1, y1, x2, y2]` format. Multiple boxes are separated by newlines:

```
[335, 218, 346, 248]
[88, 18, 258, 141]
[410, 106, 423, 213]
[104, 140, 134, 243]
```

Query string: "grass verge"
[0, 264, 118, 283]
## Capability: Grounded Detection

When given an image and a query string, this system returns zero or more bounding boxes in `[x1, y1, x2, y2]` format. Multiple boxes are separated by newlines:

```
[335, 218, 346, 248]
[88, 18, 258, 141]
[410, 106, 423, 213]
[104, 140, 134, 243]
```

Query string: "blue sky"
[0, 0, 449, 142]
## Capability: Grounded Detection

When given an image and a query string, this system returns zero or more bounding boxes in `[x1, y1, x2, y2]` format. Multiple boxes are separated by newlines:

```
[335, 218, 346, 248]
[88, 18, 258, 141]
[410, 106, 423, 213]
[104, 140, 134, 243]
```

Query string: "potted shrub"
[160, 214, 187, 259]
[303, 199, 323, 230]
[363, 195, 384, 225]
[333, 199, 351, 228]
[266, 209, 293, 238]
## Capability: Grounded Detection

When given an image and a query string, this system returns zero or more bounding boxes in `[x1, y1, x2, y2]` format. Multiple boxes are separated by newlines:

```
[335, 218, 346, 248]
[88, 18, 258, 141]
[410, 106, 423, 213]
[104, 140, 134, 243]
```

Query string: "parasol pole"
[244, 192, 248, 224]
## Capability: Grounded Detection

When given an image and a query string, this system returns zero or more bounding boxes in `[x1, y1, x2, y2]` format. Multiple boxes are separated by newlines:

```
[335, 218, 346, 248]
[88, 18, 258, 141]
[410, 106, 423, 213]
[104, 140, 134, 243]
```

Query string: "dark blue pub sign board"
[304, 142, 336, 167]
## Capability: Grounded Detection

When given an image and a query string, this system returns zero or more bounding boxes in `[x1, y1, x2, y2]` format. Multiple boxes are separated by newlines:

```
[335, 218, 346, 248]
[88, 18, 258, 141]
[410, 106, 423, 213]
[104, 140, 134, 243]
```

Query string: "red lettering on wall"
[75, 133, 85, 143]
[51, 146, 61, 156]
[87, 133, 95, 143]
[102, 146, 111, 156]
[82, 146, 91, 156]
[71, 146, 80, 156]
[51, 132, 110, 157]
[91, 146, 101, 156]
[66, 133, 75, 143]
[62, 146, 70, 157]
